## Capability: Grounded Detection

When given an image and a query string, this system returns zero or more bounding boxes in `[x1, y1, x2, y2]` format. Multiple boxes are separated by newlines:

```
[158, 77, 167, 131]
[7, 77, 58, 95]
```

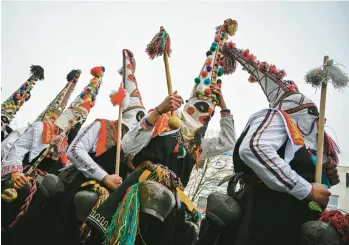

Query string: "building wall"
[328, 165, 349, 212]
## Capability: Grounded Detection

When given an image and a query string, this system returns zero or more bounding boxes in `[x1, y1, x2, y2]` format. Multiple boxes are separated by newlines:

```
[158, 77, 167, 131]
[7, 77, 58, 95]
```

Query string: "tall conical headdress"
[121, 49, 146, 128]
[181, 19, 238, 141]
[111, 50, 146, 129]
[222, 43, 315, 113]
[1, 65, 45, 126]
[55, 67, 105, 130]
[35, 70, 81, 122]
[222, 43, 340, 163]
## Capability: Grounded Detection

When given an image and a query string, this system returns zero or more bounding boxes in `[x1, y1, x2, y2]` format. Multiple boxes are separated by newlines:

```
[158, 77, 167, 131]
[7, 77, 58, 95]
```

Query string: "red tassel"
[110, 87, 126, 106]
[242, 49, 250, 57]
[269, 65, 278, 74]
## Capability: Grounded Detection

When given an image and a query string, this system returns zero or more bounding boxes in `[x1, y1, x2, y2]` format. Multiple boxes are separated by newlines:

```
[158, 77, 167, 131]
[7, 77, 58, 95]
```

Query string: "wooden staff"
[115, 82, 123, 175]
[146, 26, 181, 129]
[315, 56, 329, 183]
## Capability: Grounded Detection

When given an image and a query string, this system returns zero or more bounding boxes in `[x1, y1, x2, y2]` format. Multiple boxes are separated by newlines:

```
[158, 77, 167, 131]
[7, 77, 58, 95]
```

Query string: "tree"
[185, 152, 234, 208]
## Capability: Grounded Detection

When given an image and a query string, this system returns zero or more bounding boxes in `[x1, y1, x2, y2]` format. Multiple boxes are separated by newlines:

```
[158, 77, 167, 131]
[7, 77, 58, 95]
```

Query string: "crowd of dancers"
[1, 18, 348, 245]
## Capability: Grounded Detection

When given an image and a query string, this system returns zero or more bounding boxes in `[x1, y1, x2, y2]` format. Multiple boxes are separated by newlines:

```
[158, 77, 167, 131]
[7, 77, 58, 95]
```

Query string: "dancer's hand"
[307, 183, 331, 208]
[323, 159, 340, 186]
[147, 91, 184, 125]
[102, 174, 123, 191]
[157, 91, 184, 114]
[11, 172, 29, 189]
[210, 84, 227, 110]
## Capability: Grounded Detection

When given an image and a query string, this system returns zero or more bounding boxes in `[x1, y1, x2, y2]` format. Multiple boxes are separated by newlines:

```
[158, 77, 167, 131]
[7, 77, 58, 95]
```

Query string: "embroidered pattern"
[220, 111, 232, 118]
[87, 210, 109, 233]
[279, 110, 305, 146]
[1, 164, 23, 178]
[42, 121, 58, 144]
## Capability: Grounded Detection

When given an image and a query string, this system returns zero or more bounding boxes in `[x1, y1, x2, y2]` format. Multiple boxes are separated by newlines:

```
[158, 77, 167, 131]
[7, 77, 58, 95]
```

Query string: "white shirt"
[1, 122, 48, 180]
[122, 112, 236, 161]
[1, 127, 28, 160]
[67, 121, 108, 182]
[238, 109, 312, 200]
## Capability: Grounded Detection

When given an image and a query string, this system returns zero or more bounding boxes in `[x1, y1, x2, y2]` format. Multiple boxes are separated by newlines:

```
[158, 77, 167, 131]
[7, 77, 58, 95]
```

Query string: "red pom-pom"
[205, 60, 212, 66]
[219, 59, 225, 66]
[227, 42, 236, 49]
[201, 70, 208, 78]
[247, 54, 256, 62]
[248, 75, 257, 83]
[242, 49, 250, 57]
[214, 36, 220, 42]
[90, 66, 104, 77]
[186, 107, 195, 115]
[204, 88, 212, 95]
[287, 84, 296, 90]
[110, 87, 126, 106]
[269, 65, 278, 74]
[276, 69, 287, 80]
[258, 61, 270, 72]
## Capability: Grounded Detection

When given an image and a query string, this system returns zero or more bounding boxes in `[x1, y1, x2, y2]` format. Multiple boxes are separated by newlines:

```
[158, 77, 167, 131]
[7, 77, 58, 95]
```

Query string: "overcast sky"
[1, 1, 348, 166]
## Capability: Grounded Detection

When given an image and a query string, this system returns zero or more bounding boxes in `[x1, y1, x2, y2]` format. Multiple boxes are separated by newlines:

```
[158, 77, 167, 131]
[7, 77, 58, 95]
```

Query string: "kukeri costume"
[85, 19, 238, 245]
[1, 65, 44, 141]
[1, 67, 104, 245]
[196, 42, 342, 245]
[35, 50, 146, 245]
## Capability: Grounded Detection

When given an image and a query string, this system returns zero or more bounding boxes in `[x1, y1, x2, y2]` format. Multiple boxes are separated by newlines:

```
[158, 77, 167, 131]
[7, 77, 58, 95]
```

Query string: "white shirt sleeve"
[200, 112, 236, 160]
[239, 110, 312, 200]
[1, 126, 34, 179]
[122, 116, 155, 155]
[67, 121, 108, 182]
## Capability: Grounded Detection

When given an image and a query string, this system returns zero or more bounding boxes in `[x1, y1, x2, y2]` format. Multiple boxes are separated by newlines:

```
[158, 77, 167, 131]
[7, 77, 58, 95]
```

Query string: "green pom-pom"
[217, 70, 223, 77]
[196, 90, 202, 97]
[194, 77, 201, 84]
[210, 46, 216, 52]
[217, 79, 222, 84]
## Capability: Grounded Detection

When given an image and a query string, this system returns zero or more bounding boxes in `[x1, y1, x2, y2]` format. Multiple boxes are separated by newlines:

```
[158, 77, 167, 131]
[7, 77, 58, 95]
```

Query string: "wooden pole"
[163, 52, 175, 117]
[115, 82, 123, 175]
[315, 56, 329, 183]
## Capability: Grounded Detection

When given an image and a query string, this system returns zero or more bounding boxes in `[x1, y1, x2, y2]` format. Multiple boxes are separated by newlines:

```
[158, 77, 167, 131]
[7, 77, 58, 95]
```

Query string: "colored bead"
[194, 77, 201, 84]
[204, 88, 212, 95]
[214, 36, 220, 42]
[205, 60, 212, 66]
[210, 46, 216, 52]
[219, 59, 225, 66]
[206, 66, 212, 72]
[206, 51, 212, 57]
[201, 70, 208, 78]
[217, 79, 222, 84]
[217, 68, 223, 77]
[212, 42, 218, 47]
[204, 78, 211, 85]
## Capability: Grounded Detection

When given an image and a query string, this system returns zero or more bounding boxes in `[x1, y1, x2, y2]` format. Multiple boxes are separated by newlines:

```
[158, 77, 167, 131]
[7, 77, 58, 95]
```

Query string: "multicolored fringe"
[185, 207, 203, 226]
[145, 26, 171, 60]
[80, 181, 110, 234]
[104, 183, 140, 245]
[9, 173, 38, 228]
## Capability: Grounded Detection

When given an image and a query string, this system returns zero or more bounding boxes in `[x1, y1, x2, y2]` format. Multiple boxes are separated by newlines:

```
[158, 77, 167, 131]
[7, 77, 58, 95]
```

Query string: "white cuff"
[289, 177, 312, 200]
[91, 168, 108, 182]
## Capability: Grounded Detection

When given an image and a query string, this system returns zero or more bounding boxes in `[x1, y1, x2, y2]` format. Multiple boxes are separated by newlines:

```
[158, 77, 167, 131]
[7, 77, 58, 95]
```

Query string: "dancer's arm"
[239, 110, 312, 200]
[200, 110, 236, 160]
